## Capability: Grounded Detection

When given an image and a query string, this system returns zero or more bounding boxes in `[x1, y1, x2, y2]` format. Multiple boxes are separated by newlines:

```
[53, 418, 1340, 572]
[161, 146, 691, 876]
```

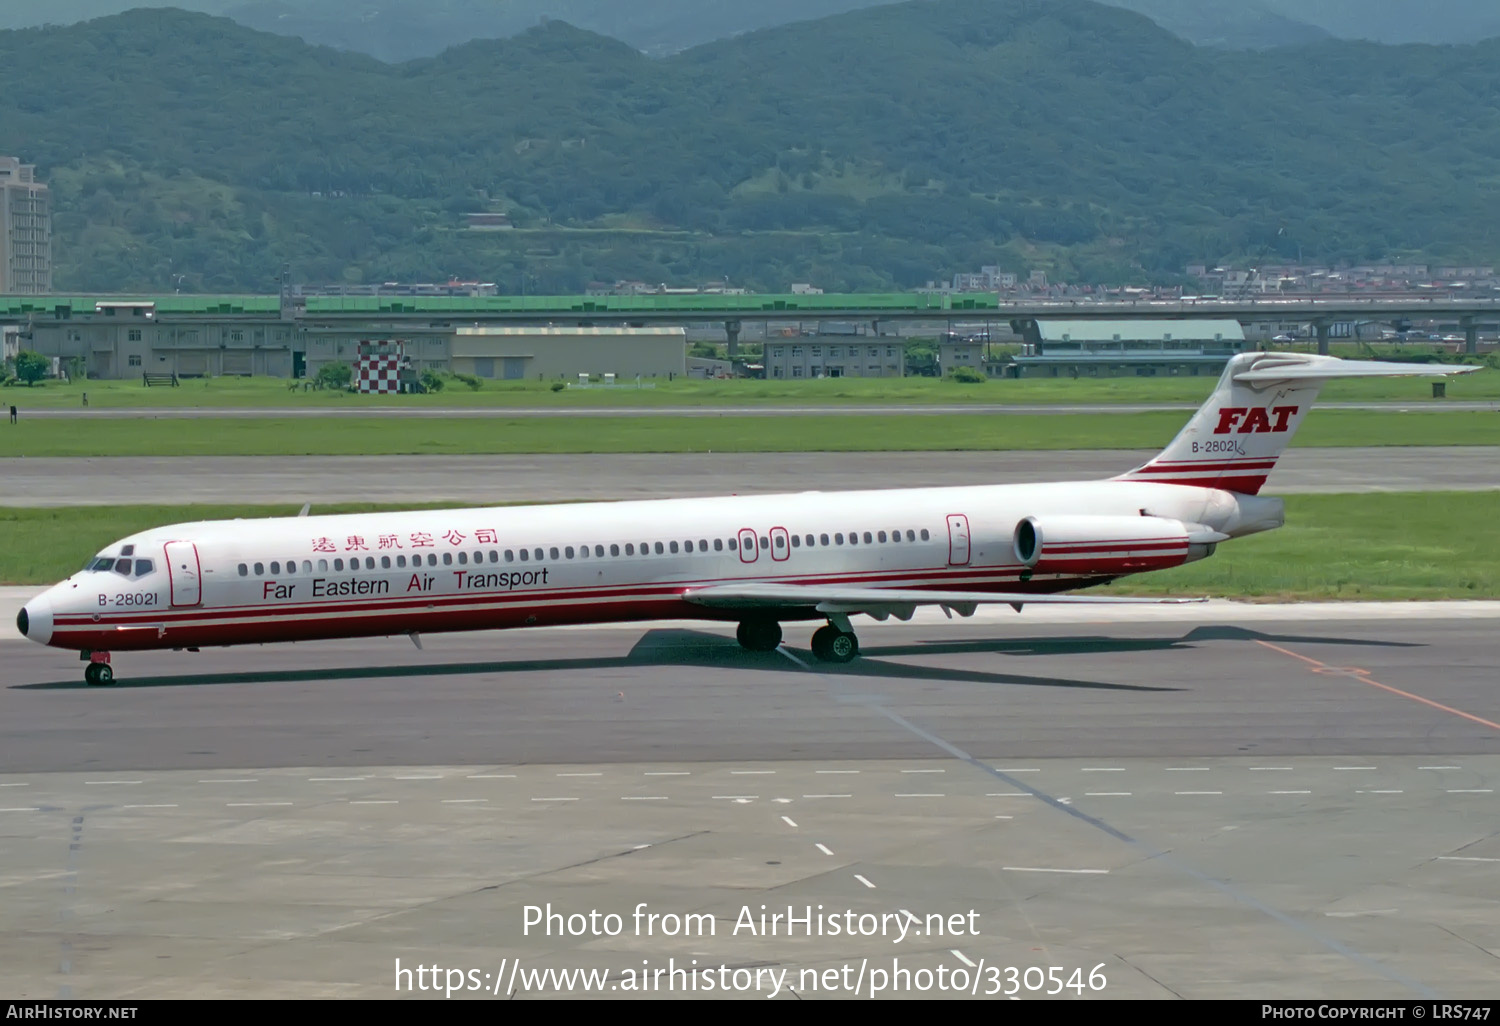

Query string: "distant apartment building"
[952, 266, 1016, 292]
[0, 157, 51, 294]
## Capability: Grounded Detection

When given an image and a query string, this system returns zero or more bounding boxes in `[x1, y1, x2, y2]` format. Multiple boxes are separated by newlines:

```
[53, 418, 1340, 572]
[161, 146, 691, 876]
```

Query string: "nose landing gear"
[82, 651, 115, 686]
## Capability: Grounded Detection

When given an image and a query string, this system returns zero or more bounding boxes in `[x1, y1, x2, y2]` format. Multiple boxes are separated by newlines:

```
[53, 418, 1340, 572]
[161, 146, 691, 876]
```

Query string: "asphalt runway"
[1, 605, 1498, 999]
[4, 446, 1496, 506]
[17, 399, 1500, 418]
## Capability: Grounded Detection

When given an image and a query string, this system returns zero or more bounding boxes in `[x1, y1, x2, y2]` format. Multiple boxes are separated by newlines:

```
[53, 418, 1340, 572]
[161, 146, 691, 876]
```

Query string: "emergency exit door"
[165, 541, 202, 607]
[946, 514, 971, 566]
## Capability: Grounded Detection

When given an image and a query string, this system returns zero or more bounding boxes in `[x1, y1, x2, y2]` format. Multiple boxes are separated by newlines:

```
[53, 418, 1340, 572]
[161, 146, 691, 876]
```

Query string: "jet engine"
[1012, 515, 1208, 574]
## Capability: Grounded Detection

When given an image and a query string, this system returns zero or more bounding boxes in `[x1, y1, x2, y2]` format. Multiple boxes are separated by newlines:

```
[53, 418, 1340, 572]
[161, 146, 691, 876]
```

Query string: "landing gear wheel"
[84, 663, 115, 687]
[736, 619, 783, 652]
[811, 624, 859, 664]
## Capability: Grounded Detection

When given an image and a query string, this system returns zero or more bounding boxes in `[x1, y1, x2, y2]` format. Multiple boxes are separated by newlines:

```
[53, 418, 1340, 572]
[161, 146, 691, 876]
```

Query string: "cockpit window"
[133, 559, 154, 577]
[87, 557, 114, 572]
[114, 558, 133, 576]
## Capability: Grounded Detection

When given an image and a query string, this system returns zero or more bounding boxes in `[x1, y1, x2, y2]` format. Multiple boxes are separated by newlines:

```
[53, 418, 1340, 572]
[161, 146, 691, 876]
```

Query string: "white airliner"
[17, 351, 1477, 685]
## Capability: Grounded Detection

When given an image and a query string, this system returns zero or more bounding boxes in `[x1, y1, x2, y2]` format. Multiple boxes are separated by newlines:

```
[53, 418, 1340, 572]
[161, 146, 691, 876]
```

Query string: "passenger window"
[302, 560, 312, 573]
[519, 549, 529, 561]
[595, 545, 605, 557]
[820, 534, 829, 546]
[238, 563, 248, 577]
[683, 540, 692, 553]
[566, 546, 575, 559]
[774, 535, 785, 549]
[427, 554, 438, 566]
[835, 534, 844, 545]
[255, 562, 266, 575]
[457, 552, 468, 565]
[550, 547, 559, 560]
[443, 553, 453, 565]
[610, 544, 620, 557]
[699, 539, 708, 550]
[333, 559, 343, 571]
[534, 548, 544, 561]
[319, 559, 328, 571]
[920, 529, 930, 541]
[847, 534, 857, 546]
[577, 546, 587, 558]
[714, 539, 723, 551]
[654, 541, 664, 554]
[865, 532, 874, 544]
[728, 538, 737, 551]
[396, 555, 406, 568]
[906, 530, 916, 542]
[490, 551, 499, 563]
[878, 531, 887, 543]
[791, 536, 800, 548]
[805, 535, 814, 547]
[669, 541, 679, 553]
[270, 561, 281, 575]
[760, 536, 769, 548]
[382, 556, 392, 569]
[625, 543, 634, 556]
[505, 550, 515, 562]
[366, 557, 377, 569]
[284, 560, 296, 576]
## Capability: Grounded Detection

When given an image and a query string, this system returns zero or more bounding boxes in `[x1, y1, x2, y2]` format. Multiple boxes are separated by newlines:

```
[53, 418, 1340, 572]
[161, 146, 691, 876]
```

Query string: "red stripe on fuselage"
[45, 567, 1151, 651]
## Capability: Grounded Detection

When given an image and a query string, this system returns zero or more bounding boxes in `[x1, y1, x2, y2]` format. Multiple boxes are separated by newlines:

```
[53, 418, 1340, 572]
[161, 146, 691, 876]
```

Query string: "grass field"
[5, 363, 1497, 409]
[5, 409, 1500, 457]
[4, 493, 1496, 598]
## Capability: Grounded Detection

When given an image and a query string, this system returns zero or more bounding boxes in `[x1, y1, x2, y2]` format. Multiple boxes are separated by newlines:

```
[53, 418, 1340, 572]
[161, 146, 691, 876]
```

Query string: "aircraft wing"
[681, 582, 1205, 619]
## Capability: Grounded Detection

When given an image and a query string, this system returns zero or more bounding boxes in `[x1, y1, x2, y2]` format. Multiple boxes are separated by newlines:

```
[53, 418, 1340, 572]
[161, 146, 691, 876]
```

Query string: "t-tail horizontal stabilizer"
[1115, 352, 1480, 495]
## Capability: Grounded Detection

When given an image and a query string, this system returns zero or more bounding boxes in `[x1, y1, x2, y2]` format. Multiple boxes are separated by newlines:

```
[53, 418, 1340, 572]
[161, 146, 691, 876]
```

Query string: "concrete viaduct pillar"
[1463, 317, 1478, 356]
[724, 319, 741, 361]
[1314, 320, 1331, 356]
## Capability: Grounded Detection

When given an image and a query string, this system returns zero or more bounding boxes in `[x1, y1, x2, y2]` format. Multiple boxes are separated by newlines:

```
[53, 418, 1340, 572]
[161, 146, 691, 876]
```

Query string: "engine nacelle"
[1012, 515, 1195, 575]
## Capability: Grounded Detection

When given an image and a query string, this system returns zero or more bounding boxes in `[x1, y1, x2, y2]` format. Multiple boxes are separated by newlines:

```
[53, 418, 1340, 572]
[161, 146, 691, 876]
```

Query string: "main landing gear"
[734, 619, 860, 664]
[82, 652, 115, 687]
[736, 619, 782, 652]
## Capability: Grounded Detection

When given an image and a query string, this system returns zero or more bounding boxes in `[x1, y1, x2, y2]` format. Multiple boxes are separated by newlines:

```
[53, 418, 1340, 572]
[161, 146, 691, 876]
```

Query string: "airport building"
[449, 326, 685, 381]
[762, 339, 906, 379]
[0, 157, 51, 295]
[6, 295, 687, 382]
[1007, 319, 1247, 378]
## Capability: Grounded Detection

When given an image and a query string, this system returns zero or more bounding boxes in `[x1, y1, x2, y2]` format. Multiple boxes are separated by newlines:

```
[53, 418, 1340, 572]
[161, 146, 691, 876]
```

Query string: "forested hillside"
[3, 0, 1499, 293]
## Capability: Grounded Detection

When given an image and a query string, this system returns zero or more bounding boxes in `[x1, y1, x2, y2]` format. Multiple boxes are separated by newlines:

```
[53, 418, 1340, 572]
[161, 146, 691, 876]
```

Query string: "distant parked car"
[1272, 334, 1296, 342]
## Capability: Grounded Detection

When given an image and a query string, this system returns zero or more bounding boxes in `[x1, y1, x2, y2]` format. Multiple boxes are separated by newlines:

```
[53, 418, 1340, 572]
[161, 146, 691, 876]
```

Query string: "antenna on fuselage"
[297, 503, 311, 517]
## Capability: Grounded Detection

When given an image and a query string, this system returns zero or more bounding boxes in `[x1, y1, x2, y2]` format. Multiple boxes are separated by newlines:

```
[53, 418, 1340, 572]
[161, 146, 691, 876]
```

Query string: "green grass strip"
[6, 410, 1500, 457]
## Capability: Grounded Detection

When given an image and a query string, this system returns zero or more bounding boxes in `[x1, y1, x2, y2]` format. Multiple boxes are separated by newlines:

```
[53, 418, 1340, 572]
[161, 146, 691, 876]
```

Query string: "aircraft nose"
[17, 594, 53, 645]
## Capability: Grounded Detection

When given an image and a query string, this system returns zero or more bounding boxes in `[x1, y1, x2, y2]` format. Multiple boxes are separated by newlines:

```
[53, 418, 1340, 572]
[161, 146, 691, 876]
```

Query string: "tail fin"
[1114, 352, 1480, 495]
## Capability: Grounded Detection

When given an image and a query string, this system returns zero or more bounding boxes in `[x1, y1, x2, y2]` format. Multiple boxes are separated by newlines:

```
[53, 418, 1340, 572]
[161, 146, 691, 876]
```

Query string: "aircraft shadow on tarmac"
[14, 623, 1420, 693]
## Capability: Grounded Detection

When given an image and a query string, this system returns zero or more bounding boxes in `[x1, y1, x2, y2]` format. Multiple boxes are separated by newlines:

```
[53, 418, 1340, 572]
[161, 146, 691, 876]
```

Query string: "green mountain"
[8, 0, 1498, 56]
[225, 1, 894, 61]
[1257, 0, 1500, 45]
[1109, 1, 1328, 49]
[4, 1, 1500, 293]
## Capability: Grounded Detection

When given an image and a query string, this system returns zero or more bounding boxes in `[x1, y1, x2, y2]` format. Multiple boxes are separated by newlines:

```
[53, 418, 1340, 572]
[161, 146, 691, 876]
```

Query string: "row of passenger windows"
[235, 528, 933, 577]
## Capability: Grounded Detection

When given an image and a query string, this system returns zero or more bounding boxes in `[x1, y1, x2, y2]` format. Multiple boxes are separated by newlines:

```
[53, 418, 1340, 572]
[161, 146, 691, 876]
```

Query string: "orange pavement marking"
[1255, 640, 1500, 733]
